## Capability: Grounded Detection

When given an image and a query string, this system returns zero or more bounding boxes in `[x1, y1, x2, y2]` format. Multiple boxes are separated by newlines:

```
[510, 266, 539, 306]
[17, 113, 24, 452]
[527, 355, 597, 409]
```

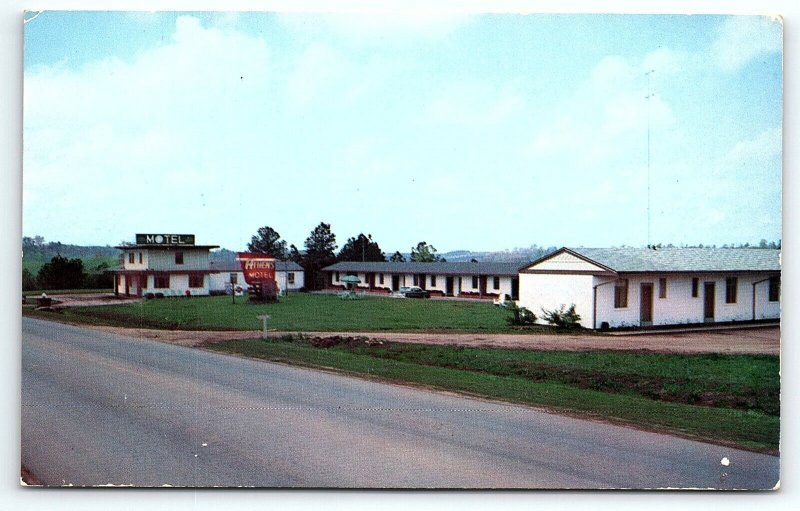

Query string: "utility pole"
[645, 69, 655, 247]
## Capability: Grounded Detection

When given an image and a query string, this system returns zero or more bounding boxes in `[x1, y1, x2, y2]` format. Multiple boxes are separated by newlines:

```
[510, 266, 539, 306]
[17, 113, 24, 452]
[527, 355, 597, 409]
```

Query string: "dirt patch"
[44, 293, 143, 307]
[30, 306, 779, 354]
[266, 327, 780, 355]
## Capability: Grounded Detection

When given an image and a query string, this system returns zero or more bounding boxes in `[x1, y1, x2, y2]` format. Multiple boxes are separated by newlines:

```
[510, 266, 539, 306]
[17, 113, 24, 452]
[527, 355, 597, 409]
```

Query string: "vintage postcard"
[21, 11, 781, 489]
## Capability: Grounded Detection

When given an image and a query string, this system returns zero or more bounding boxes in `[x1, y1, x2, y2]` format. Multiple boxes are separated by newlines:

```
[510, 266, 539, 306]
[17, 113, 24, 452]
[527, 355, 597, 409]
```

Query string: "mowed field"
[25, 293, 780, 452]
[53, 293, 523, 333]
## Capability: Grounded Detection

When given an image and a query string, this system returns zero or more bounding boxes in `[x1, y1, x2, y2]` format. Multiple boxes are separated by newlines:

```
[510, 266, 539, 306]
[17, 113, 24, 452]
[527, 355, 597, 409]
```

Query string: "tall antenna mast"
[645, 69, 655, 247]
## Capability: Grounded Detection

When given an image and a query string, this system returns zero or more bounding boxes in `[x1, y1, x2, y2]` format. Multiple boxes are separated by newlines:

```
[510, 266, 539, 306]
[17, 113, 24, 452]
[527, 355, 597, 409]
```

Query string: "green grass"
[206, 337, 780, 451]
[56, 293, 569, 334]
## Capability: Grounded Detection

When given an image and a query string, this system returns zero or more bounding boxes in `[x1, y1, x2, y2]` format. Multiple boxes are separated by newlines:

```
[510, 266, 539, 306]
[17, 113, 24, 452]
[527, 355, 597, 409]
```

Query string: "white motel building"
[208, 260, 305, 294]
[114, 234, 219, 297]
[113, 234, 780, 330]
[322, 261, 521, 299]
[518, 247, 781, 329]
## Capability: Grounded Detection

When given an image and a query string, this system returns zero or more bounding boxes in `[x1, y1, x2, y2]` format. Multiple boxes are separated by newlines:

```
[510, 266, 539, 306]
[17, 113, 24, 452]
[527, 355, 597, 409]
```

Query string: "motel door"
[640, 283, 654, 326]
[391, 275, 400, 291]
[446, 277, 454, 296]
[704, 282, 716, 322]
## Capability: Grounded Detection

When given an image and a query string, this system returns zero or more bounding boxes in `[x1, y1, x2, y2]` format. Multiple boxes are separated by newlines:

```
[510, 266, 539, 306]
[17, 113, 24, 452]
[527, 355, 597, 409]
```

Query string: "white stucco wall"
[591, 273, 779, 328]
[211, 270, 305, 293]
[141, 274, 210, 296]
[518, 273, 596, 328]
[531, 251, 606, 272]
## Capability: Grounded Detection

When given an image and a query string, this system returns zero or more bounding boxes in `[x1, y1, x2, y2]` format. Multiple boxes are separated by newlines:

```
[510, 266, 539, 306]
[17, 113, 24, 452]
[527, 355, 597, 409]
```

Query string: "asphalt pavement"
[21, 317, 780, 488]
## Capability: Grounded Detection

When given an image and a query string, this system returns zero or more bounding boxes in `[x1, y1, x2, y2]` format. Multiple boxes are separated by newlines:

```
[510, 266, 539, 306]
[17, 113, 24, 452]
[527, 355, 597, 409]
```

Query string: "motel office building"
[323, 261, 521, 299]
[209, 261, 305, 294]
[114, 234, 219, 297]
[518, 247, 781, 329]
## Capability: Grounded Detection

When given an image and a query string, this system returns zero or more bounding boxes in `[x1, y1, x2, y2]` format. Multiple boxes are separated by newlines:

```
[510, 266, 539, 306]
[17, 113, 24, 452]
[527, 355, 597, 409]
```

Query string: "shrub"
[505, 301, 537, 326]
[540, 304, 582, 329]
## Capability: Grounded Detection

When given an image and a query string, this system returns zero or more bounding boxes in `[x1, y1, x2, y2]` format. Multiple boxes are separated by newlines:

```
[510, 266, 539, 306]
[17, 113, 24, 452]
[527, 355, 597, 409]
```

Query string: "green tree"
[37, 255, 85, 290]
[22, 268, 38, 291]
[337, 233, 386, 262]
[288, 244, 304, 265]
[410, 241, 445, 262]
[247, 226, 288, 260]
[389, 251, 406, 262]
[303, 222, 337, 290]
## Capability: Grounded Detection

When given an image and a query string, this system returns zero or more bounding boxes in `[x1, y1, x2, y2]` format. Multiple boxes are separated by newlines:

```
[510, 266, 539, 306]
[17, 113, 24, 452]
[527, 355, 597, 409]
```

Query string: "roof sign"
[136, 234, 195, 245]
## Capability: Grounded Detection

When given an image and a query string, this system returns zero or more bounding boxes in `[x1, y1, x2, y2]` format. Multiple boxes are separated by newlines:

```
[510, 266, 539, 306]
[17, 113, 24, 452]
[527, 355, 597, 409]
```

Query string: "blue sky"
[23, 11, 782, 253]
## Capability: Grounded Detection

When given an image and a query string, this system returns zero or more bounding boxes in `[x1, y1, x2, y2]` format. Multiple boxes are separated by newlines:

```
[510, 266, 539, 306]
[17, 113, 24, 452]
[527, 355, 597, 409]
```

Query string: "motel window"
[379, 273, 384, 285]
[154, 276, 170, 289]
[175, 251, 184, 265]
[431, 275, 437, 287]
[335, 272, 340, 281]
[288, 272, 295, 284]
[769, 276, 780, 302]
[128, 252, 135, 264]
[659, 278, 667, 299]
[493, 277, 500, 290]
[413, 275, 419, 286]
[614, 279, 628, 308]
[725, 277, 738, 304]
[691, 278, 699, 298]
[189, 275, 204, 288]
[230, 273, 238, 285]
[472, 276, 479, 288]
[139, 252, 143, 264]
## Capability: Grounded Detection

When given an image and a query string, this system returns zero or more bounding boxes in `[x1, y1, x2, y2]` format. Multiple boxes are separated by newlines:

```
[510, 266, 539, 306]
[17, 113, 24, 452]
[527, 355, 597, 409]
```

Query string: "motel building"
[322, 261, 521, 299]
[518, 247, 781, 329]
[209, 260, 305, 294]
[114, 234, 220, 297]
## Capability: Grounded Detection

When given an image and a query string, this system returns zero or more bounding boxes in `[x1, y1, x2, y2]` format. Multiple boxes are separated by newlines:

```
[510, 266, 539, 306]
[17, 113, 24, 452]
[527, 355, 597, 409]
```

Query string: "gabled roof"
[527, 247, 781, 273]
[209, 261, 304, 272]
[322, 261, 524, 277]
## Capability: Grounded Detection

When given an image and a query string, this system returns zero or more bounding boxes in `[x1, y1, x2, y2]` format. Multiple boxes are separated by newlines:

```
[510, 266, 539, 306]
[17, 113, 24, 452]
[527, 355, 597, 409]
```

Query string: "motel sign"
[136, 234, 196, 245]
[237, 253, 277, 285]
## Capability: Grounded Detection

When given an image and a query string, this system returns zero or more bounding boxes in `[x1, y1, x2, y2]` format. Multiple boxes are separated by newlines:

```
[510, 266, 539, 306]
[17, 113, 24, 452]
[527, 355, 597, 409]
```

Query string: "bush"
[540, 304, 582, 329]
[505, 301, 537, 326]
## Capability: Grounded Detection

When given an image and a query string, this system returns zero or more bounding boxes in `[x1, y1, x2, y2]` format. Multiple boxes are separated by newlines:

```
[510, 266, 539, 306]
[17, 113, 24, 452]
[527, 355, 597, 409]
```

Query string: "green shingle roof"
[568, 247, 781, 273]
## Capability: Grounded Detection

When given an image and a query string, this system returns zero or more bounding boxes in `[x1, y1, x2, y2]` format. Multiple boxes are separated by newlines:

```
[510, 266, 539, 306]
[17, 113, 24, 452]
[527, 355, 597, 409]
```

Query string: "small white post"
[257, 315, 271, 339]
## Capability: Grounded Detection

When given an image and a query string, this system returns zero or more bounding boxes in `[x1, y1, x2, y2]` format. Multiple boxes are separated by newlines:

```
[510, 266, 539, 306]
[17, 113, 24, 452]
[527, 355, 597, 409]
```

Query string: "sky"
[22, 11, 783, 253]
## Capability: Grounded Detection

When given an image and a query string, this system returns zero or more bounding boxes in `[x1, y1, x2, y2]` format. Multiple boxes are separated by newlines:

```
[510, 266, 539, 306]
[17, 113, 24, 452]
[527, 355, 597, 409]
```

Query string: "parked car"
[402, 286, 430, 299]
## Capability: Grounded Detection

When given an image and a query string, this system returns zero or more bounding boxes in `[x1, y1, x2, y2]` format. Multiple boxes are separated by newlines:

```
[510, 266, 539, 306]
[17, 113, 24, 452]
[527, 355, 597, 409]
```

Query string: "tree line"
[23, 255, 114, 291]
[247, 223, 447, 290]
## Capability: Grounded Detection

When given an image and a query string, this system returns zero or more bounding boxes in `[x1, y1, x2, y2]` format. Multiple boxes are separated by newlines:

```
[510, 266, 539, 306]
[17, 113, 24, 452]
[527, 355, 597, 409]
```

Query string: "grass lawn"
[207, 336, 780, 452]
[54, 293, 561, 333]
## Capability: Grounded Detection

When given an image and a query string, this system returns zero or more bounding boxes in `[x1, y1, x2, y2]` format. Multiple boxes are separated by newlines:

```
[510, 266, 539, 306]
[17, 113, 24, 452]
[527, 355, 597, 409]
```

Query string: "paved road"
[21, 317, 779, 488]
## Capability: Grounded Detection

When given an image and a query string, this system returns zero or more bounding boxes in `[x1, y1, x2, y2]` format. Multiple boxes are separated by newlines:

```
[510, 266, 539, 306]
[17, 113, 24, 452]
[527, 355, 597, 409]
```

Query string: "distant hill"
[23, 237, 121, 274]
[439, 246, 558, 263]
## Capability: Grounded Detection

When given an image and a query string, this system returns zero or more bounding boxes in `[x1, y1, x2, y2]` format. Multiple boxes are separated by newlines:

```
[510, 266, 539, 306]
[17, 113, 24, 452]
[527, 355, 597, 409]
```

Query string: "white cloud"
[711, 16, 782, 72]
[23, 15, 274, 240]
[724, 127, 782, 166]
[278, 11, 472, 43]
[424, 84, 526, 125]
[529, 51, 675, 164]
[285, 44, 346, 108]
